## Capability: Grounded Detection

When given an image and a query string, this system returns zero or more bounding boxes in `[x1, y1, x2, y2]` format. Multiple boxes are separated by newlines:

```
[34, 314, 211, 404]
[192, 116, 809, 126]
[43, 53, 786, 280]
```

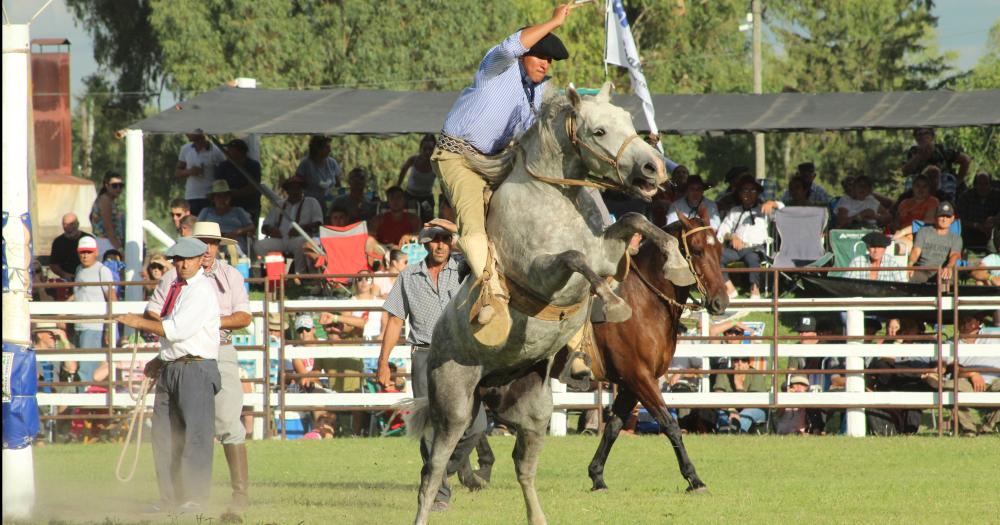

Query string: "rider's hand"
[730, 236, 745, 251]
[376, 360, 393, 389]
[551, 3, 575, 26]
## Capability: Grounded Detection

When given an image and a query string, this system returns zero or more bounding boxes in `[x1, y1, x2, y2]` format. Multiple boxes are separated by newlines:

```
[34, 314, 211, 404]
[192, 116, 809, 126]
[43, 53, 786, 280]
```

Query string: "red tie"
[159, 278, 187, 317]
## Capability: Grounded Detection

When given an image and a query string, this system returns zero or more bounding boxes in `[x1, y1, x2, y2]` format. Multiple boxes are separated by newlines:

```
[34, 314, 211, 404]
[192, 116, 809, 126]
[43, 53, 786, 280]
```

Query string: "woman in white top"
[374, 249, 409, 299]
[835, 175, 891, 229]
[397, 134, 438, 222]
[717, 178, 784, 299]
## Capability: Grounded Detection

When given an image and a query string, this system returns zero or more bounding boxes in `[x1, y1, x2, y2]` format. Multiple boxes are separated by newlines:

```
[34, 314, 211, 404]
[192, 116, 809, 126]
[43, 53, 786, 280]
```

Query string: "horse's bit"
[631, 224, 715, 311]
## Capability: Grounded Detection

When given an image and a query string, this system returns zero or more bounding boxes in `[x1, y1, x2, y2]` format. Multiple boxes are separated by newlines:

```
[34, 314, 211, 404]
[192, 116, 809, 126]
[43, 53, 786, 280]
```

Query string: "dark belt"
[170, 355, 206, 364]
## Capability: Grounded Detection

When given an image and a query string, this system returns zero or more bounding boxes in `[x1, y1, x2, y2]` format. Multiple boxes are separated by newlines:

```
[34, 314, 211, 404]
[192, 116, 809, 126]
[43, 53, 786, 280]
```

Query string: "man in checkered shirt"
[376, 221, 487, 511]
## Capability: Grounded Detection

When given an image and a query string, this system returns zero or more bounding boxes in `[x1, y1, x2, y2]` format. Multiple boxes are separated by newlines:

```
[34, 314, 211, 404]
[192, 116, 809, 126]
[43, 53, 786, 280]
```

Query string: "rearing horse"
[588, 212, 729, 494]
[407, 83, 687, 525]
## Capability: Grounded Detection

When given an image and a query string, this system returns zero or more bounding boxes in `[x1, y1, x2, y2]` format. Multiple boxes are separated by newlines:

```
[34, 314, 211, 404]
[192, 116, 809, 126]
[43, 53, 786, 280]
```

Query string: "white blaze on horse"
[407, 82, 690, 525]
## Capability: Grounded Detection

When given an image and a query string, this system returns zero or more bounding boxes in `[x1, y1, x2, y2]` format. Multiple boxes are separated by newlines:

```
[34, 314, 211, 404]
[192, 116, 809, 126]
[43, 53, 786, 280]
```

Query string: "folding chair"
[313, 221, 371, 290]
[773, 206, 829, 268]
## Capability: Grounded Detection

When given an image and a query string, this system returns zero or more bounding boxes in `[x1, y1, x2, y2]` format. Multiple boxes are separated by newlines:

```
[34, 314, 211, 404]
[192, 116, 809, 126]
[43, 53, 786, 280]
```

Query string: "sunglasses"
[110, 183, 125, 189]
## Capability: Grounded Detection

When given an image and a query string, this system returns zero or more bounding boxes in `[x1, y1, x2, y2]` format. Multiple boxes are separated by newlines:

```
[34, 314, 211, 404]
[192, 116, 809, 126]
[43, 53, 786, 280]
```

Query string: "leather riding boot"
[223, 443, 249, 510]
[566, 324, 592, 380]
[662, 235, 695, 286]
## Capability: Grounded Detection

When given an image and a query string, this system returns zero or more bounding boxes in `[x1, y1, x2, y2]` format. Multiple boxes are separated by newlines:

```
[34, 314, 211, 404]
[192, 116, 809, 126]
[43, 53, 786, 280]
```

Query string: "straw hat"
[267, 312, 282, 331]
[33, 321, 58, 333]
[207, 179, 232, 196]
[191, 221, 237, 246]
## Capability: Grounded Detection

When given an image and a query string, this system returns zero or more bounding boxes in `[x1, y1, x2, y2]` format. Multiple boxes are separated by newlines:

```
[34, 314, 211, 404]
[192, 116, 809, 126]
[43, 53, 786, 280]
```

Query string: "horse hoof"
[686, 485, 710, 495]
[591, 482, 609, 492]
[460, 473, 488, 492]
[602, 298, 632, 323]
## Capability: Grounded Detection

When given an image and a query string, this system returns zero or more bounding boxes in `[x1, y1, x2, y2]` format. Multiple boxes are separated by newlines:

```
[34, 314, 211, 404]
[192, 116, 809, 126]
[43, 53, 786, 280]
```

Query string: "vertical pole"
[2, 23, 37, 521]
[233, 78, 261, 163]
[549, 379, 568, 436]
[845, 308, 866, 437]
[124, 129, 145, 301]
[751, 0, 766, 182]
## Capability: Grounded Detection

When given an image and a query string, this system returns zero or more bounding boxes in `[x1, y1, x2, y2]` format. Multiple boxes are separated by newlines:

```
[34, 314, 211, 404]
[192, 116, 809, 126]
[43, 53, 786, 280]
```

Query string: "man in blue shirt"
[433, 4, 576, 333]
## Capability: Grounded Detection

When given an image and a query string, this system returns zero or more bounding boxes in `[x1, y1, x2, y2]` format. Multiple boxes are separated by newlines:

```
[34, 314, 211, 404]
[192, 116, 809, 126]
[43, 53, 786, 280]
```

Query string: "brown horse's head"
[669, 211, 729, 315]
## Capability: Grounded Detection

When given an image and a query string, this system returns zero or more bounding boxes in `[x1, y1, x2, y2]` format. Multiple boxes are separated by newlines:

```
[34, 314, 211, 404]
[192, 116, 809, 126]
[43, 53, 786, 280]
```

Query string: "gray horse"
[408, 83, 684, 525]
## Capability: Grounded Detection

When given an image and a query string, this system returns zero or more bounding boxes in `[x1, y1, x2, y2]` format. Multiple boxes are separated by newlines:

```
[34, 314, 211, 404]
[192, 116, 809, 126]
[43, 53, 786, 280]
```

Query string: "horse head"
[668, 211, 730, 315]
[562, 82, 666, 200]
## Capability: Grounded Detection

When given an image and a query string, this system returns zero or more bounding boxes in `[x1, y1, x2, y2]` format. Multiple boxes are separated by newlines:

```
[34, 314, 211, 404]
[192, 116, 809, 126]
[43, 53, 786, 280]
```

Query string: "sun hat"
[267, 312, 282, 331]
[207, 179, 232, 196]
[191, 221, 238, 246]
[33, 321, 58, 333]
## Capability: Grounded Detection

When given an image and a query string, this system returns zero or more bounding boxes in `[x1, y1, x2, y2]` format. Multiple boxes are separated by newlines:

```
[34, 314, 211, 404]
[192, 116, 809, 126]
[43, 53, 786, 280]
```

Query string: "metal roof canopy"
[130, 87, 1000, 136]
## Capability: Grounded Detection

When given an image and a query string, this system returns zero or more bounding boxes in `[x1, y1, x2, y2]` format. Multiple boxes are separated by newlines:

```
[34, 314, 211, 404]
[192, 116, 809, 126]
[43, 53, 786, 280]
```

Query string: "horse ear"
[567, 84, 582, 110]
[597, 81, 614, 102]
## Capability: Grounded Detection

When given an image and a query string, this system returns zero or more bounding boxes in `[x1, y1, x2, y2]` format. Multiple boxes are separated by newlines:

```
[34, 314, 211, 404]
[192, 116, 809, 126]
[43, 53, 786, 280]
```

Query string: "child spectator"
[893, 173, 939, 230]
[775, 375, 811, 435]
[371, 186, 422, 248]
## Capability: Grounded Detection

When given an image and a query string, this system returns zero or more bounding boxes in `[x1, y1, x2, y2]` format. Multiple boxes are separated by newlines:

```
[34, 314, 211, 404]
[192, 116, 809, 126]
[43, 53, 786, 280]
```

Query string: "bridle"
[524, 111, 647, 193]
[631, 223, 716, 311]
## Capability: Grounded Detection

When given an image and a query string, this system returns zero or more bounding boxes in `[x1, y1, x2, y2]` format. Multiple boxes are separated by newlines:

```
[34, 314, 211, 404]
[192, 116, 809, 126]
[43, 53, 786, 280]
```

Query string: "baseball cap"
[418, 226, 452, 244]
[165, 237, 208, 258]
[294, 315, 314, 331]
[77, 236, 98, 252]
[935, 202, 955, 217]
[794, 316, 817, 333]
[789, 375, 810, 387]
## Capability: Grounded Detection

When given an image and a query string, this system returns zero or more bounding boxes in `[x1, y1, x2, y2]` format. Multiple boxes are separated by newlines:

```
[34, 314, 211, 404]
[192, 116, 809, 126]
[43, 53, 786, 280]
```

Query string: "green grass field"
[26, 434, 999, 525]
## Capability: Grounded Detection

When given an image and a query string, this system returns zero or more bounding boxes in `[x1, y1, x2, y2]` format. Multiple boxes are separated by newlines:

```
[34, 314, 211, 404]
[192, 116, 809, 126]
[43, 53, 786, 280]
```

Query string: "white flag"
[605, 0, 662, 152]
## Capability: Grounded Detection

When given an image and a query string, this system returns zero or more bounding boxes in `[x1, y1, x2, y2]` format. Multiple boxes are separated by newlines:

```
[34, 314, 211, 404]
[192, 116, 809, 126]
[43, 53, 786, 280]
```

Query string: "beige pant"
[432, 148, 489, 280]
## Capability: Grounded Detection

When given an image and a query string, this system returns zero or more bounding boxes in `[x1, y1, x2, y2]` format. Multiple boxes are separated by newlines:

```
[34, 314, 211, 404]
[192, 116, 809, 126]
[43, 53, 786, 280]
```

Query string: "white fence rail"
[29, 296, 1000, 438]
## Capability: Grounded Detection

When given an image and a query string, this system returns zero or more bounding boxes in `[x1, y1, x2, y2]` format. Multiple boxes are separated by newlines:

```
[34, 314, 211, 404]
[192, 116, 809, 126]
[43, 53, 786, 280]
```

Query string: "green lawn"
[27, 433, 999, 525]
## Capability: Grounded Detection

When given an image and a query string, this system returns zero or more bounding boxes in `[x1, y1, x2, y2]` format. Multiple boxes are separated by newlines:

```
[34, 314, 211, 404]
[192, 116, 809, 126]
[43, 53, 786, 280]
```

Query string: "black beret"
[862, 232, 890, 248]
[525, 33, 569, 61]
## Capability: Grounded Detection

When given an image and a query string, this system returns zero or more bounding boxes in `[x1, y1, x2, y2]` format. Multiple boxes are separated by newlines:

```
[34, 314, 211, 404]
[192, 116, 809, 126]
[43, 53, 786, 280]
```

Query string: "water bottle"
[236, 256, 251, 293]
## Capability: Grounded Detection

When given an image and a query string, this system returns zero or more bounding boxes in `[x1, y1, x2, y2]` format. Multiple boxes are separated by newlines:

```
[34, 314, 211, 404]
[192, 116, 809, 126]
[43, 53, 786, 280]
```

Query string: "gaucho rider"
[433, 3, 688, 344]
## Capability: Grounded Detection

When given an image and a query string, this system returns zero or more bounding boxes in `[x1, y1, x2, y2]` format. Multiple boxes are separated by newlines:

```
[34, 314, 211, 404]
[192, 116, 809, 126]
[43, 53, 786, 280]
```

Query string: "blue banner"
[2, 342, 40, 449]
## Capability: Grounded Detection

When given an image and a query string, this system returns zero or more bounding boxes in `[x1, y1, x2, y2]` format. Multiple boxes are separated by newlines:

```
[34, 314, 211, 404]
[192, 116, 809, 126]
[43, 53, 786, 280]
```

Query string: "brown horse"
[588, 212, 729, 493]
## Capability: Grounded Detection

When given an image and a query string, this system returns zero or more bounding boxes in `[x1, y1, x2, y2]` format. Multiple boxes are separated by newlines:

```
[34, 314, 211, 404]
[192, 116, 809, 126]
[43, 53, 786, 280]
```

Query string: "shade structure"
[129, 86, 1000, 136]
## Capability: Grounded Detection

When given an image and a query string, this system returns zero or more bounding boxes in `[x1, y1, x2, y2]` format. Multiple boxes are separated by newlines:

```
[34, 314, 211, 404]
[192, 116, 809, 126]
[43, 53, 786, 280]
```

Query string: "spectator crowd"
[30, 126, 999, 441]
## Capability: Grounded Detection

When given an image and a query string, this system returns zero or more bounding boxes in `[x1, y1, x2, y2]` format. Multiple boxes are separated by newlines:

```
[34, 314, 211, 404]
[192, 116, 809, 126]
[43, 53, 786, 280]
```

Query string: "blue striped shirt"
[442, 31, 546, 155]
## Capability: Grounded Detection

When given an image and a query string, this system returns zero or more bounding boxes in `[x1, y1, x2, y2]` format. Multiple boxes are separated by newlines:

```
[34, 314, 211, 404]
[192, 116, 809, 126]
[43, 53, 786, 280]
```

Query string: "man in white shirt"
[117, 237, 221, 512]
[175, 130, 226, 216]
[717, 178, 784, 299]
[255, 175, 323, 274]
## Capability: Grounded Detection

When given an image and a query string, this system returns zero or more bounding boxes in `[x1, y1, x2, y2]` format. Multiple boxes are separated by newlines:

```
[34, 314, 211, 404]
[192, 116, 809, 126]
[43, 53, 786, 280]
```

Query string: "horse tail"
[463, 148, 516, 186]
[395, 397, 431, 440]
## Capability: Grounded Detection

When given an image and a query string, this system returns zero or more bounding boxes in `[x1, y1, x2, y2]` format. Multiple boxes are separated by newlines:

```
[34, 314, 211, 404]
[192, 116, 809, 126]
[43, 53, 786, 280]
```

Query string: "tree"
[947, 21, 1000, 177]
[762, 0, 953, 195]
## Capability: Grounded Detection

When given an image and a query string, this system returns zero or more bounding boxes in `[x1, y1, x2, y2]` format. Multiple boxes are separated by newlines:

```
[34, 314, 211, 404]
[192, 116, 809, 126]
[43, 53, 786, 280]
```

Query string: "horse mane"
[463, 89, 574, 185]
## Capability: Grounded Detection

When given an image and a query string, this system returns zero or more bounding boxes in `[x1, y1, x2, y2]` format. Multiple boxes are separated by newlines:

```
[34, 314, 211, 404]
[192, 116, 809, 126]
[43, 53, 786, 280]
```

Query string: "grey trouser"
[411, 347, 488, 503]
[152, 358, 221, 506]
[215, 344, 246, 444]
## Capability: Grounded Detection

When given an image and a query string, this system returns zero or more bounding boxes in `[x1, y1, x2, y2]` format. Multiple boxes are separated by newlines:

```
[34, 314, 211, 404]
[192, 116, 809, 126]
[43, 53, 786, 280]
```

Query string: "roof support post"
[124, 129, 144, 301]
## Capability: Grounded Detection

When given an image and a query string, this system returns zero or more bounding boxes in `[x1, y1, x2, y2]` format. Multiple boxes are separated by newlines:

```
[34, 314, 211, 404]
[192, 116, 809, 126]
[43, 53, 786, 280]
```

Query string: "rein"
[523, 111, 645, 193]
[631, 224, 716, 311]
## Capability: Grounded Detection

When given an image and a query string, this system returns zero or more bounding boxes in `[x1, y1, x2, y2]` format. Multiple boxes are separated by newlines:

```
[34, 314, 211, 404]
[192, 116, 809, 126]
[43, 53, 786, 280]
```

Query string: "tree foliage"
[67, 0, 985, 218]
